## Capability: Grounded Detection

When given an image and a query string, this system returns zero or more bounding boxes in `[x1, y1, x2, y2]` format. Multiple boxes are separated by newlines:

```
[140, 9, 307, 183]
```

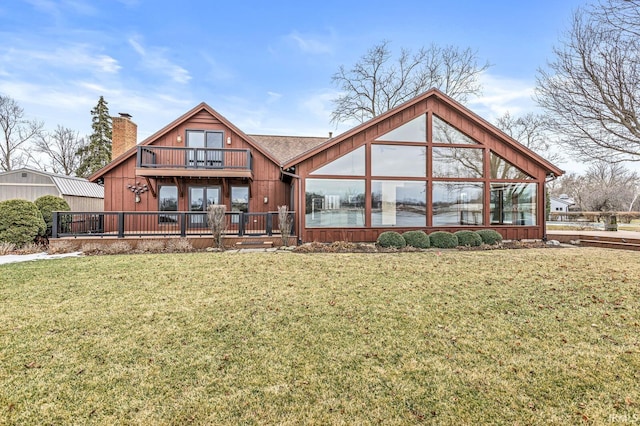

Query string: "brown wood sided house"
[56, 88, 563, 245]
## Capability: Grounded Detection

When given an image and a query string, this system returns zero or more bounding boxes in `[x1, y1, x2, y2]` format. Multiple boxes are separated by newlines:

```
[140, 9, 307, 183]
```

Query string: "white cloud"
[286, 31, 333, 54]
[266, 91, 282, 103]
[300, 89, 338, 121]
[128, 36, 191, 84]
[24, 0, 98, 19]
[1, 44, 121, 74]
[467, 72, 539, 120]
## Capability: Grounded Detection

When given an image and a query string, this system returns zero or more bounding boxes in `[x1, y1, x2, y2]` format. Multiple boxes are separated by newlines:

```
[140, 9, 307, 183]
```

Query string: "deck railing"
[52, 211, 294, 238]
[136, 146, 253, 170]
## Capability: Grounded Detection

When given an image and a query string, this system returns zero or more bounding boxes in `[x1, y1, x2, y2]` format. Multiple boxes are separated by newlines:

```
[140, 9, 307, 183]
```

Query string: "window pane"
[371, 144, 426, 177]
[206, 186, 220, 206]
[432, 115, 478, 144]
[490, 153, 534, 179]
[432, 147, 484, 178]
[372, 181, 426, 227]
[490, 183, 537, 225]
[432, 182, 484, 226]
[311, 146, 365, 176]
[231, 186, 249, 213]
[189, 187, 204, 212]
[305, 179, 365, 227]
[206, 131, 223, 148]
[375, 114, 427, 142]
[159, 185, 178, 211]
[186, 130, 205, 147]
[159, 185, 178, 223]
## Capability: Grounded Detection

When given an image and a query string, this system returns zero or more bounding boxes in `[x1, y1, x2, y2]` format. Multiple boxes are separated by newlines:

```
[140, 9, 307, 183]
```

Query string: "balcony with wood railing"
[135, 146, 253, 179]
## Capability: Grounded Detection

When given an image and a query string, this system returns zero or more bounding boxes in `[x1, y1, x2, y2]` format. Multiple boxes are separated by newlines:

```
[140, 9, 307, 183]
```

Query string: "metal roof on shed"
[50, 175, 104, 198]
[0, 168, 104, 199]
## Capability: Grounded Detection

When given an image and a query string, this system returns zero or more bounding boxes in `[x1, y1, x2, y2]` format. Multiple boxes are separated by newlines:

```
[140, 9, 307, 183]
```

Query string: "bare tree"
[0, 94, 44, 171]
[277, 205, 293, 247]
[494, 112, 562, 164]
[553, 161, 639, 211]
[331, 41, 490, 124]
[535, 1, 640, 163]
[207, 204, 227, 249]
[34, 125, 88, 175]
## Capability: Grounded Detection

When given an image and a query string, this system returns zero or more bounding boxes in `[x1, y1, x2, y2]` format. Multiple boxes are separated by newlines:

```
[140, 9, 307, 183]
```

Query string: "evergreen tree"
[76, 96, 112, 178]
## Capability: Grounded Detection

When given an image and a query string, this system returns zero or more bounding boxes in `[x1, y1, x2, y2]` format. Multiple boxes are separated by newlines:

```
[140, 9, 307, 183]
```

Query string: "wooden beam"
[172, 177, 183, 198]
[143, 177, 157, 198]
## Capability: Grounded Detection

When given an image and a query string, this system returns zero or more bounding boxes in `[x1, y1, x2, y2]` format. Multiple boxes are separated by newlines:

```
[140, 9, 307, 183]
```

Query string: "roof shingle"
[248, 134, 329, 165]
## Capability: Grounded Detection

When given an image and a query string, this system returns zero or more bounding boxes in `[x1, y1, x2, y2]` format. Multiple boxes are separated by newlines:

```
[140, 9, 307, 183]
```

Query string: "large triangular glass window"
[375, 114, 426, 142]
[490, 152, 534, 179]
[310, 146, 365, 176]
[432, 115, 478, 144]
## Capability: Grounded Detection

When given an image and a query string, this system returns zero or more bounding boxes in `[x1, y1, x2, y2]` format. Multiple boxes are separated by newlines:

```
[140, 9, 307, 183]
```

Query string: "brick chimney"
[112, 113, 137, 159]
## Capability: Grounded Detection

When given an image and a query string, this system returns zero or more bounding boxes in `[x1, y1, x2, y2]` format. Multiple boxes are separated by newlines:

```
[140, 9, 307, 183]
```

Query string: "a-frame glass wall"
[304, 113, 537, 229]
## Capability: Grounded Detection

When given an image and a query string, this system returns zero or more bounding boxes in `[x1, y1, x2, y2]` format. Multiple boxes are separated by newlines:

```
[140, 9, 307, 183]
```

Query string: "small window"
[159, 185, 178, 223]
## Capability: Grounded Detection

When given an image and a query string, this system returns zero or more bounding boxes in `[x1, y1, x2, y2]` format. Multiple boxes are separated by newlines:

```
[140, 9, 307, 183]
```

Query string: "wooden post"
[117, 212, 125, 238]
[238, 212, 245, 236]
[266, 213, 273, 236]
[52, 212, 58, 238]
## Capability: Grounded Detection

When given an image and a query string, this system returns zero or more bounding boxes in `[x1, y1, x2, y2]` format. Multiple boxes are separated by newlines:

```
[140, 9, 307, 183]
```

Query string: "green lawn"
[1, 249, 639, 425]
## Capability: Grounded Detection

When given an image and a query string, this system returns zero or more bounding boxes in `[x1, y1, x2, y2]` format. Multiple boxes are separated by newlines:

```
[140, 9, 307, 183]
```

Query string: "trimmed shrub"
[454, 230, 482, 247]
[135, 240, 166, 253]
[429, 231, 458, 249]
[48, 240, 79, 254]
[476, 229, 503, 245]
[376, 231, 406, 249]
[402, 230, 430, 248]
[103, 241, 133, 255]
[167, 238, 194, 253]
[34, 195, 70, 237]
[0, 199, 46, 247]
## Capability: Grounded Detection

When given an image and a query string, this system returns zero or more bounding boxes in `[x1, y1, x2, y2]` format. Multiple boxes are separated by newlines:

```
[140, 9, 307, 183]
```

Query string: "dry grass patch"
[0, 249, 639, 424]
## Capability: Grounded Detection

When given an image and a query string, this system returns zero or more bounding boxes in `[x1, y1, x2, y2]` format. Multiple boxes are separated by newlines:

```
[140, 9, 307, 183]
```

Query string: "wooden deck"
[547, 230, 640, 251]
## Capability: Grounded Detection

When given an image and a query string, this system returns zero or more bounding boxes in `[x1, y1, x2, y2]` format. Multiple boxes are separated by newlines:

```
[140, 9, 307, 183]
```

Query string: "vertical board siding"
[101, 108, 286, 215]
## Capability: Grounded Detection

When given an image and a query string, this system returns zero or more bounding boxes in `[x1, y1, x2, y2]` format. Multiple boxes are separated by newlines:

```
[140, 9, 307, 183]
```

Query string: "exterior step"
[579, 239, 640, 251]
[235, 240, 274, 249]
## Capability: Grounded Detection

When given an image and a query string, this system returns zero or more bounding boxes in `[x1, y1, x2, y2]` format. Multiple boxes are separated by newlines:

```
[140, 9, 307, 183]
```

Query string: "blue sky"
[1, 0, 588, 171]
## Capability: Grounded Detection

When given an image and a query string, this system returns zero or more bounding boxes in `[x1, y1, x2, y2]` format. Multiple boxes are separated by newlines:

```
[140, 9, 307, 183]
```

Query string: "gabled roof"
[248, 134, 328, 164]
[89, 102, 284, 182]
[282, 88, 565, 177]
[0, 168, 104, 198]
